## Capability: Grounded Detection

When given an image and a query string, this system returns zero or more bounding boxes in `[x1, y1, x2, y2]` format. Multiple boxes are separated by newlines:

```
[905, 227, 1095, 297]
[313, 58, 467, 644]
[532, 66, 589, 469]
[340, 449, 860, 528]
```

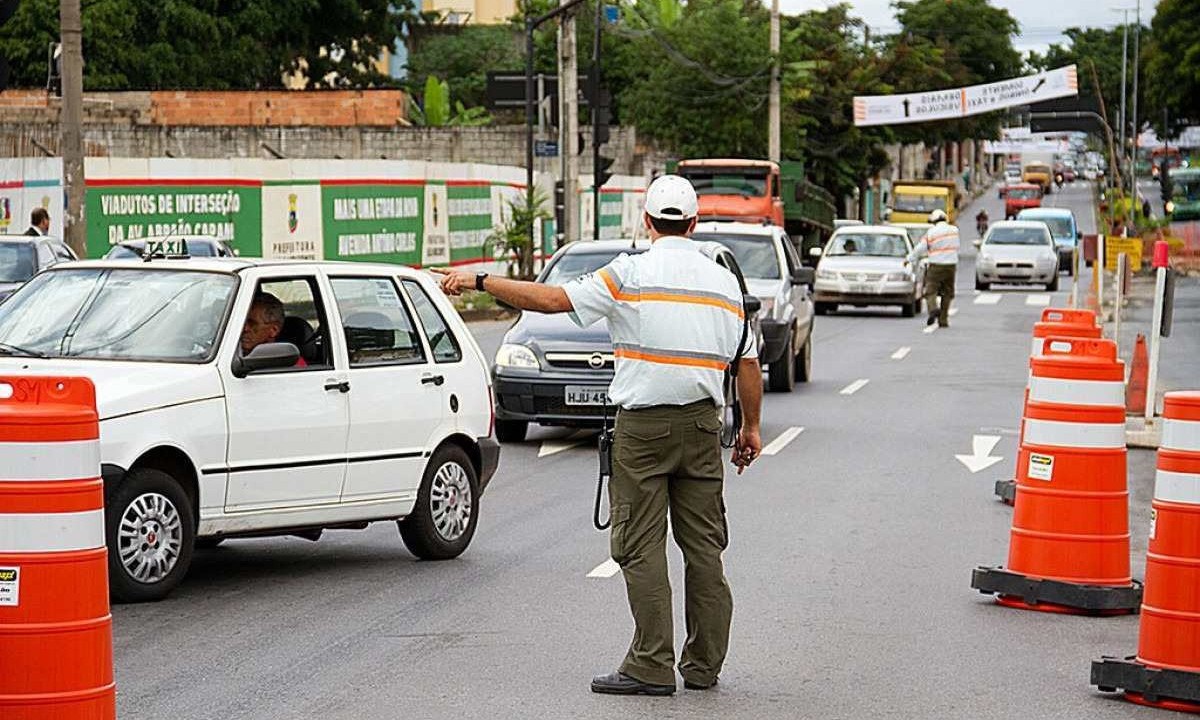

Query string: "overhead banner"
[983, 139, 1071, 155]
[853, 65, 1079, 127]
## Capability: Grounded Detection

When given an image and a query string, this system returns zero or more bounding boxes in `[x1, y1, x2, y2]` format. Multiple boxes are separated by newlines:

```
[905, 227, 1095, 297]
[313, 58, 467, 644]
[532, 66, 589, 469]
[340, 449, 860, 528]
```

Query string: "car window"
[53, 243, 75, 261]
[402, 279, 462, 364]
[691, 233, 781, 279]
[105, 245, 142, 260]
[541, 250, 645, 285]
[1018, 213, 1073, 239]
[330, 277, 425, 367]
[826, 233, 907, 257]
[779, 235, 802, 273]
[252, 277, 332, 369]
[35, 242, 53, 267]
[0, 243, 37, 282]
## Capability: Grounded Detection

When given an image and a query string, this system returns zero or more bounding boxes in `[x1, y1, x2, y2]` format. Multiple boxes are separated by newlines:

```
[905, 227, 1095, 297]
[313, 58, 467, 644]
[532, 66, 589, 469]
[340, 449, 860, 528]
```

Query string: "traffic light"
[0, 0, 18, 92]
[595, 156, 615, 189]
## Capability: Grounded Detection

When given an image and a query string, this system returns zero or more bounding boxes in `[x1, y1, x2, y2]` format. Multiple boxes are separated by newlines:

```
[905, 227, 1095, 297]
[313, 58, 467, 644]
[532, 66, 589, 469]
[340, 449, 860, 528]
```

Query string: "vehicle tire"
[194, 537, 224, 550]
[104, 467, 196, 603]
[975, 277, 990, 291]
[494, 419, 528, 443]
[400, 445, 479, 561]
[814, 302, 830, 316]
[1047, 273, 1060, 292]
[901, 300, 916, 318]
[794, 331, 812, 383]
[767, 330, 796, 393]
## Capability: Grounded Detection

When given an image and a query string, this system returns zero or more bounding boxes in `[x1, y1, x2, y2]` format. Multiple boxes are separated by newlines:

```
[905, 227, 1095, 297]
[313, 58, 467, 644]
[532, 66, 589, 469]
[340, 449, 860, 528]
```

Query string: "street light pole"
[767, 0, 780, 163]
[1130, 0, 1141, 212]
[60, 0, 85, 258]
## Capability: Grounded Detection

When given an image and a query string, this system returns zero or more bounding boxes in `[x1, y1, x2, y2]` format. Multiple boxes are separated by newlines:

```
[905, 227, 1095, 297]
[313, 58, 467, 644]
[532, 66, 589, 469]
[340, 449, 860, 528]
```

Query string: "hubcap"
[118, 492, 183, 584]
[430, 462, 473, 543]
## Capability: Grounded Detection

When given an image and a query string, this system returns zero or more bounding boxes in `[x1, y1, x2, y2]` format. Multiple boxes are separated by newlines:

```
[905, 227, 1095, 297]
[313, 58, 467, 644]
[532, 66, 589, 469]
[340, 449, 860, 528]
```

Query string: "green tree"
[1028, 26, 1144, 137]
[1145, 0, 1200, 127]
[405, 24, 522, 110]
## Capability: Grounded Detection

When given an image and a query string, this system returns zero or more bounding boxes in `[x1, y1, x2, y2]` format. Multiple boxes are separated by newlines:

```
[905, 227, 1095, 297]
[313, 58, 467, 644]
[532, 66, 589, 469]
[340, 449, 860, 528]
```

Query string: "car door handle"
[421, 374, 445, 386]
[324, 379, 350, 393]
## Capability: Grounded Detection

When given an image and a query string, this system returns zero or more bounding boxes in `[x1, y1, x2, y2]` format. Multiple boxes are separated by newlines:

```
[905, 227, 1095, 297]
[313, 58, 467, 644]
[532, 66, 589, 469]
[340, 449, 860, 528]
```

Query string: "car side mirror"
[1076, 230, 1083, 239]
[232, 342, 300, 378]
[742, 294, 762, 315]
[790, 267, 815, 286]
[973, 239, 982, 249]
[808, 247, 823, 258]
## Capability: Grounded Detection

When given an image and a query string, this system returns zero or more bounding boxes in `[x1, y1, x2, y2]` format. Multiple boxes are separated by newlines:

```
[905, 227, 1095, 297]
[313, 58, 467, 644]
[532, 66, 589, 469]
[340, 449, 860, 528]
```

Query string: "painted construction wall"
[0, 158, 66, 237]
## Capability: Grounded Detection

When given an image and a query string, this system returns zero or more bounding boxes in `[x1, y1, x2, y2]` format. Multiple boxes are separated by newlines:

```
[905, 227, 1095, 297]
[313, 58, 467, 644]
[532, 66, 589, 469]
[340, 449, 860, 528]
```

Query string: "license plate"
[565, 386, 609, 406]
[849, 283, 876, 294]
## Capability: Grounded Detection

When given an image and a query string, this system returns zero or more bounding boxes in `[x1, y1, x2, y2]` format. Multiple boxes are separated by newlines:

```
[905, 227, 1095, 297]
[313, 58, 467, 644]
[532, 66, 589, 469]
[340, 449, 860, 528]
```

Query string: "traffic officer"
[432, 175, 763, 696]
[909, 208, 959, 328]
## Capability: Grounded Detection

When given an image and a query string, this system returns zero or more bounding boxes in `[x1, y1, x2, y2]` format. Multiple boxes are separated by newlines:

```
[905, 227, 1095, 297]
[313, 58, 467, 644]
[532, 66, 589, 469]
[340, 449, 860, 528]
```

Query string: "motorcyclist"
[975, 209, 989, 236]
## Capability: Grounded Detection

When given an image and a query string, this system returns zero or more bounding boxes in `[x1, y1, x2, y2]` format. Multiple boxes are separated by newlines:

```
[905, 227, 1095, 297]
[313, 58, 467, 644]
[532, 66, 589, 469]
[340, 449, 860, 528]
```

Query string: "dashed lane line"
[949, 308, 959, 317]
[891, 346, 911, 360]
[840, 378, 870, 395]
[1025, 294, 1051, 307]
[538, 431, 593, 458]
[587, 558, 621, 579]
[974, 293, 1002, 305]
[761, 426, 805, 456]
[923, 324, 938, 334]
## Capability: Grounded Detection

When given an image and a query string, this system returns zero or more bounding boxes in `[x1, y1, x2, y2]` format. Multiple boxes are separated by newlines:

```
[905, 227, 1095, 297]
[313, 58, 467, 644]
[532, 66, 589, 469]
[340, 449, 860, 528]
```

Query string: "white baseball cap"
[644, 174, 699, 220]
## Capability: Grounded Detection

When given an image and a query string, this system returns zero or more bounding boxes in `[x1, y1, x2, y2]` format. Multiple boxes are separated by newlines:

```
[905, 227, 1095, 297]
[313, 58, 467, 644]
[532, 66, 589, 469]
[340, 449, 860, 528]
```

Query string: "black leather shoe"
[684, 676, 719, 690]
[590, 671, 675, 696]
[926, 313, 938, 326]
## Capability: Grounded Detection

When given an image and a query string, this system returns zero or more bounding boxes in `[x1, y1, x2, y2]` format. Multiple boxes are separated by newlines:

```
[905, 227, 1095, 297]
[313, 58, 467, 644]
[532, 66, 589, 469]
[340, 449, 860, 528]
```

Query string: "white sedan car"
[811, 225, 924, 316]
[974, 221, 1060, 291]
[0, 257, 499, 602]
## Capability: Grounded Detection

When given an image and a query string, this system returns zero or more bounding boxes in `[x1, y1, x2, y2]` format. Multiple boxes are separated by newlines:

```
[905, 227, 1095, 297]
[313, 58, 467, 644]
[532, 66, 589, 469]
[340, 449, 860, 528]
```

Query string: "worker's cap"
[644, 174, 699, 220]
[928, 209, 948, 224]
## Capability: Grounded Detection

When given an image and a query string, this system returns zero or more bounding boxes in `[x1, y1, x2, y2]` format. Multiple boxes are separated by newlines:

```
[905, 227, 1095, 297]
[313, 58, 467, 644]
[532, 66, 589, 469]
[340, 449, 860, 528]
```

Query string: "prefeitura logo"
[288, 193, 299, 234]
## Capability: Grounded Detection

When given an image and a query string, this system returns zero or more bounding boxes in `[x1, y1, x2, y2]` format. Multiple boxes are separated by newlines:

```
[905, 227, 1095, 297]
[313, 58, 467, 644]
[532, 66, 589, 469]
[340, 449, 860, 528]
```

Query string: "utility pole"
[1130, 0, 1141, 210]
[1117, 9, 1128, 163]
[60, 0, 85, 257]
[591, 0, 603, 241]
[558, 1, 580, 247]
[767, 0, 780, 163]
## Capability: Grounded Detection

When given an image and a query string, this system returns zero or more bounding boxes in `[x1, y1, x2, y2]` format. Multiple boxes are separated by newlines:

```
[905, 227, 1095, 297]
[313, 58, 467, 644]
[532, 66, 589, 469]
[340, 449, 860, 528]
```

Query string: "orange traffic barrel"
[1092, 391, 1200, 711]
[0, 377, 115, 720]
[996, 309, 1103, 504]
[973, 337, 1142, 614]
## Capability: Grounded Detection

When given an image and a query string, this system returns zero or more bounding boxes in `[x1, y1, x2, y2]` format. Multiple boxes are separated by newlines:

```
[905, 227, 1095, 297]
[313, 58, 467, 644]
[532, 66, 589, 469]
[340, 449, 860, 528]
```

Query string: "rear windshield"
[542, 249, 645, 286]
[691, 232, 780, 279]
[1008, 188, 1040, 200]
[986, 227, 1051, 246]
[0, 243, 37, 283]
[1019, 214, 1073, 239]
[680, 170, 768, 198]
[893, 193, 946, 213]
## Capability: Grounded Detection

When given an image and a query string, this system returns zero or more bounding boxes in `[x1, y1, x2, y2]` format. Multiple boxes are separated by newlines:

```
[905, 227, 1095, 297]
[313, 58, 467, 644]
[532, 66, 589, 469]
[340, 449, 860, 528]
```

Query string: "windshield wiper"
[0, 342, 46, 358]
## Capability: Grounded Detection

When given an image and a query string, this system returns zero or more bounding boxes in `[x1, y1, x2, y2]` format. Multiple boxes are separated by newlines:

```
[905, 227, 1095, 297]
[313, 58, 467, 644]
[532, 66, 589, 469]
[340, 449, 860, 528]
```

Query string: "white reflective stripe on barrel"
[1028, 376, 1125, 407]
[1022, 418, 1126, 449]
[1030, 338, 1042, 358]
[0, 439, 100, 482]
[0, 509, 105, 552]
[1162, 418, 1200, 453]
[1154, 469, 1200, 505]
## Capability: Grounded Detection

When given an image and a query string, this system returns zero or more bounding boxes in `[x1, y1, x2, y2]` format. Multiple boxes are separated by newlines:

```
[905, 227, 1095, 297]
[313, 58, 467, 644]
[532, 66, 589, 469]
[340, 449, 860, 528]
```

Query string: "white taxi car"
[0, 257, 499, 602]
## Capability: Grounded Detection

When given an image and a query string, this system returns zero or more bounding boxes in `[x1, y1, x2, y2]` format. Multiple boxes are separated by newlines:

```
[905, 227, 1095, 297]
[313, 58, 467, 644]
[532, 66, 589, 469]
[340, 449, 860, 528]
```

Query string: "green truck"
[1166, 167, 1200, 221]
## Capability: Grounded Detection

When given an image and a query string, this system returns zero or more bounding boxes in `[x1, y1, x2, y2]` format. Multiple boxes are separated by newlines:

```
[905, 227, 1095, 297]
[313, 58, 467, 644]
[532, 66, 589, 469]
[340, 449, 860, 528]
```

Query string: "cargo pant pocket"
[609, 503, 632, 565]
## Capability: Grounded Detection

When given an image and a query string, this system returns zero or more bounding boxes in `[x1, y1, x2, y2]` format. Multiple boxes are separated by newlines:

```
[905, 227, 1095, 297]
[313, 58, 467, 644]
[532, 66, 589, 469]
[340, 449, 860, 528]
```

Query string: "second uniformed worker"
[909, 208, 960, 328]
[433, 174, 763, 696]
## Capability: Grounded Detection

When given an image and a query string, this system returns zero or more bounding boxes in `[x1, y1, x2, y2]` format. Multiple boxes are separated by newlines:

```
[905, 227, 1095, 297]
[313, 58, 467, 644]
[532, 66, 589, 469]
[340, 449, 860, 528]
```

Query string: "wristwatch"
[475, 272, 489, 292]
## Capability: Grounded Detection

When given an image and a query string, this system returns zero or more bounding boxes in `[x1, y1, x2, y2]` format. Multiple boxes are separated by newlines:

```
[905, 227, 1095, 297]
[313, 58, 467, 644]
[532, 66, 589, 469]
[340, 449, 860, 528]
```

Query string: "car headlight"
[816, 267, 837, 280]
[495, 343, 539, 369]
[1166, 201, 1175, 214]
[885, 271, 911, 282]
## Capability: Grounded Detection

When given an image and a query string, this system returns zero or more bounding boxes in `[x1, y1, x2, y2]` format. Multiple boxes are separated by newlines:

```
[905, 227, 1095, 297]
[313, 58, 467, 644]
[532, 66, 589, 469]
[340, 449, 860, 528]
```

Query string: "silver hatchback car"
[974, 221, 1059, 291]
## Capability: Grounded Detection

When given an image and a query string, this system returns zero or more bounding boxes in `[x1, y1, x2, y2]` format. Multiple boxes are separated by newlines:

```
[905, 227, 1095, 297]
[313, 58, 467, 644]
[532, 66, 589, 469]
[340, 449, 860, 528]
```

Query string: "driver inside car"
[241, 292, 306, 367]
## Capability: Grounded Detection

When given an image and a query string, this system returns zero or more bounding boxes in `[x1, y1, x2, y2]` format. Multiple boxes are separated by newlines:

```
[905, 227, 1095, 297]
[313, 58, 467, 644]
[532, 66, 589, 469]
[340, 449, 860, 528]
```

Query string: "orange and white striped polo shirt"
[564, 236, 756, 410]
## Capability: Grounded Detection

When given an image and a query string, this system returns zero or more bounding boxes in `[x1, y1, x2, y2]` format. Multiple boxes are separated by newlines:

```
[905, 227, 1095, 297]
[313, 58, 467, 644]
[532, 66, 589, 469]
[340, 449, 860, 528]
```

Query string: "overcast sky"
[779, 0, 1158, 55]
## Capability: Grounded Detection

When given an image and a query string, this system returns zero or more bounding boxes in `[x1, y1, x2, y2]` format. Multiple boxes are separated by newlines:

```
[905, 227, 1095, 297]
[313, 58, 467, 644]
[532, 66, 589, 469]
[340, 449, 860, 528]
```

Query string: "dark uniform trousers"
[924, 263, 957, 327]
[609, 399, 731, 687]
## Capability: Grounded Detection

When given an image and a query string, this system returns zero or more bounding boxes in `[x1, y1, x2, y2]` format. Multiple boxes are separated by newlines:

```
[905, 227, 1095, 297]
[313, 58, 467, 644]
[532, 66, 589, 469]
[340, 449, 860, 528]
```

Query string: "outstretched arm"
[431, 269, 573, 314]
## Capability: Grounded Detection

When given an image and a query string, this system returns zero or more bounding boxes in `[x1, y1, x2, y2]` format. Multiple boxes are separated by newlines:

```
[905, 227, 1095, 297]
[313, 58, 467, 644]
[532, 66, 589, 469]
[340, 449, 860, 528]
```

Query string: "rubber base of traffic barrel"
[1092, 656, 1200, 713]
[994, 479, 1016, 505]
[970, 567, 1142, 615]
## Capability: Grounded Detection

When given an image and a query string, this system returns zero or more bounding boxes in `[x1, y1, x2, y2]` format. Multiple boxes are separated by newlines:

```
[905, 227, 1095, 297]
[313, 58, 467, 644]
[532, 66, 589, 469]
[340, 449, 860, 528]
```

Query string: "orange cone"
[1092, 391, 1200, 711]
[1126, 334, 1149, 415]
[0, 377, 115, 720]
[973, 337, 1142, 614]
[995, 308, 1102, 504]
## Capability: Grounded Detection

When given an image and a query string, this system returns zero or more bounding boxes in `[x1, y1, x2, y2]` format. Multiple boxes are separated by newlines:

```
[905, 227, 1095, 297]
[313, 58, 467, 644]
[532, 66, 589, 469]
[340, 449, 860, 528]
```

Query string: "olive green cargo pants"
[924, 262, 957, 327]
[609, 399, 731, 687]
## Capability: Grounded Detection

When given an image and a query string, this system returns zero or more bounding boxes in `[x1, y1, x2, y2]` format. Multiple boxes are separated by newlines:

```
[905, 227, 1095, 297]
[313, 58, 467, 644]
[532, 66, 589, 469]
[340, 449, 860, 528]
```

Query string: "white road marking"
[949, 308, 959, 317]
[955, 434, 1004, 473]
[587, 558, 621, 579]
[1025, 294, 1051, 307]
[923, 324, 938, 334]
[761, 426, 805, 456]
[974, 293, 1002, 305]
[539, 431, 592, 458]
[891, 346, 911, 360]
[840, 378, 870, 395]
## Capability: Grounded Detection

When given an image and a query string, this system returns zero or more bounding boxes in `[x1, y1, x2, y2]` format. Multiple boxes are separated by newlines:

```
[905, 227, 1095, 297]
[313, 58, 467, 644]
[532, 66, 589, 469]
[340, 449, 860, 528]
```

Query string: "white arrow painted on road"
[539, 431, 593, 458]
[955, 434, 1003, 473]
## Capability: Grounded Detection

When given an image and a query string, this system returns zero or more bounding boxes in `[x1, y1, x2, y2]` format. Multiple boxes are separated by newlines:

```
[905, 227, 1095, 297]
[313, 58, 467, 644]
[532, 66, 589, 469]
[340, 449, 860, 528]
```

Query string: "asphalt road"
[111, 180, 1199, 719]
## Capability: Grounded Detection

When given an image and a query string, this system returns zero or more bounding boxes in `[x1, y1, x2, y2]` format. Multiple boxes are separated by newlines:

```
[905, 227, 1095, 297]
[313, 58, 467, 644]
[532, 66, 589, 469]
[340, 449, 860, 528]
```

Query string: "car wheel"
[901, 300, 916, 318]
[105, 467, 195, 603]
[194, 537, 225, 550]
[495, 419, 528, 443]
[767, 330, 796, 393]
[975, 277, 990, 291]
[794, 331, 812, 383]
[814, 302, 830, 316]
[400, 445, 479, 560]
[1047, 273, 1060, 292]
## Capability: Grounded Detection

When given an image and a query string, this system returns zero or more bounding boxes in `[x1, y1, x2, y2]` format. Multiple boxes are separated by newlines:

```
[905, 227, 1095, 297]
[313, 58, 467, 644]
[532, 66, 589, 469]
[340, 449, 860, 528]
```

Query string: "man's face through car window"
[241, 301, 282, 354]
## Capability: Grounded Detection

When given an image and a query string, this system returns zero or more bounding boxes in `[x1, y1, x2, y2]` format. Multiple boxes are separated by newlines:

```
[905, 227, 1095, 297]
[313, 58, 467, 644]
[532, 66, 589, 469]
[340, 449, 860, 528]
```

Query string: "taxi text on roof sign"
[852, 65, 1078, 128]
